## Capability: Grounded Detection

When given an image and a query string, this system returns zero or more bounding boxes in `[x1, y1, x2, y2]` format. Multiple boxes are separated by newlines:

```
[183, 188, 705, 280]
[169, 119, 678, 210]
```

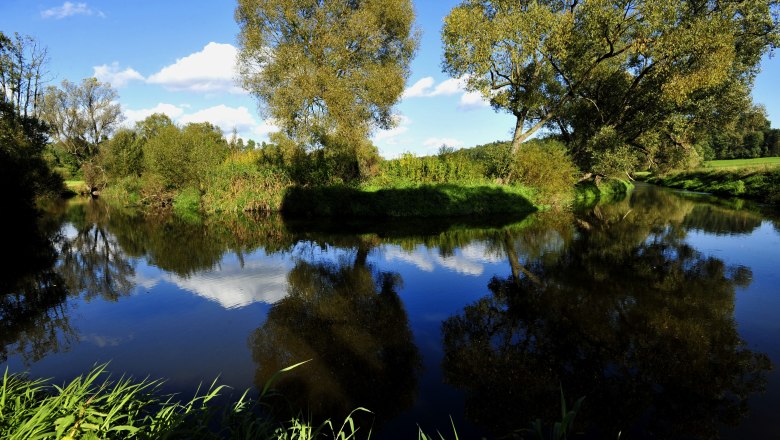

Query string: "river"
[2, 184, 780, 439]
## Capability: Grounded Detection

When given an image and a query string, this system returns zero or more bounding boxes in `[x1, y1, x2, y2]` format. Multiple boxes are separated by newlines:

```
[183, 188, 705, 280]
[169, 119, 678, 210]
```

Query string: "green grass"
[1, 363, 369, 440]
[702, 157, 780, 170]
[64, 180, 89, 195]
[647, 168, 780, 205]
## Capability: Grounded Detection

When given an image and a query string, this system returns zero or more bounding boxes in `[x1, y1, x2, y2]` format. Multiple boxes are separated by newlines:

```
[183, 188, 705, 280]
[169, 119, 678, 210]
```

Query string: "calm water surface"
[3, 184, 780, 439]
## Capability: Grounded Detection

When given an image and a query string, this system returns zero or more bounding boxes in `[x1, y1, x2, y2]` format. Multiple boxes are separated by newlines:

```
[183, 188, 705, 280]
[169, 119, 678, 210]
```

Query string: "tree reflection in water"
[0, 200, 136, 363]
[250, 241, 421, 429]
[442, 187, 771, 439]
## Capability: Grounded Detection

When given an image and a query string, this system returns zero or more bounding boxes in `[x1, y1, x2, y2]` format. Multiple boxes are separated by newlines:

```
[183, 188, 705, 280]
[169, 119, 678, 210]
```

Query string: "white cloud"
[373, 115, 411, 145]
[123, 103, 185, 127]
[403, 76, 467, 99]
[179, 105, 257, 133]
[147, 42, 245, 94]
[423, 137, 464, 149]
[431, 77, 467, 96]
[134, 254, 291, 309]
[41, 2, 103, 19]
[402, 77, 435, 98]
[460, 91, 491, 110]
[93, 62, 144, 88]
[122, 103, 278, 141]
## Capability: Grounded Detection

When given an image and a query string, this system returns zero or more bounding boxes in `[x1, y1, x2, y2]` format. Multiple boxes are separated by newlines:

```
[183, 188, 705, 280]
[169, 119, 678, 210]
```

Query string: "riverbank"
[644, 168, 780, 206]
[97, 176, 632, 220]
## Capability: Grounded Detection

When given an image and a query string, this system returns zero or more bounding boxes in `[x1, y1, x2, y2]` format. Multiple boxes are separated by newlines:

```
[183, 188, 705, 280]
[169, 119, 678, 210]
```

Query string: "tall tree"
[0, 32, 49, 118]
[41, 77, 123, 165]
[442, 0, 779, 161]
[235, 0, 419, 161]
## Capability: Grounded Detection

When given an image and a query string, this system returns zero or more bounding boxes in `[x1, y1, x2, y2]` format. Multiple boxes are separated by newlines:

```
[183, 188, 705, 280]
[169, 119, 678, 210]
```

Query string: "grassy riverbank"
[645, 165, 780, 205]
[95, 138, 632, 218]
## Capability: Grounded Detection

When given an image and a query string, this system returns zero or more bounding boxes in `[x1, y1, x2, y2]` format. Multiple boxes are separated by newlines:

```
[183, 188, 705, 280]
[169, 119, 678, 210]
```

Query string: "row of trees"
[236, 0, 779, 177]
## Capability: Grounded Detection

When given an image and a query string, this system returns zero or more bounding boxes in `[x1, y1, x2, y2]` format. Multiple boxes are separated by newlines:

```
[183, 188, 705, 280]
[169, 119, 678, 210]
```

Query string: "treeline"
[702, 105, 780, 160]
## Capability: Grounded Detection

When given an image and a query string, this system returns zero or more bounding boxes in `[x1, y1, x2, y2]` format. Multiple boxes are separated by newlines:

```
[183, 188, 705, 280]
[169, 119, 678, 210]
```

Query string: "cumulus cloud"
[459, 91, 491, 110]
[179, 105, 257, 133]
[373, 115, 411, 145]
[122, 103, 278, 141]
[402, 77, 436, 98]
[41, 2, 103, 19]
[403, 76, 467, 98]
[123, 103, 185, 127]
[93, 62, 144, 88]
[147, 42, 245, 94]
[423, 137, 464, 149]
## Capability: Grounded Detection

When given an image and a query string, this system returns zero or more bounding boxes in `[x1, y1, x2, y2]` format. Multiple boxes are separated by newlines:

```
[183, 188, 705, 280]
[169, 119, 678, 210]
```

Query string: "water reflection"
[1, 184, 776, 439]
[250, 243, 421, 428]
[0, 204, 72, 363]
[442, 186, 771, 439]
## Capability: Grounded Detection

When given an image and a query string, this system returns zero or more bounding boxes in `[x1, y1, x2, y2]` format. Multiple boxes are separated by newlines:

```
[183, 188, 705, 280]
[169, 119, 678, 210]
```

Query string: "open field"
[702, 157, 780, 169]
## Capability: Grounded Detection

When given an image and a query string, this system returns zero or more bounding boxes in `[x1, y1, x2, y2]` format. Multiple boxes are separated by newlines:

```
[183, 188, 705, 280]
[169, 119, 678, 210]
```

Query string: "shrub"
[203, 162, 291, 213]
[511, 139, 579, 204]
[173, 187, 202, 218]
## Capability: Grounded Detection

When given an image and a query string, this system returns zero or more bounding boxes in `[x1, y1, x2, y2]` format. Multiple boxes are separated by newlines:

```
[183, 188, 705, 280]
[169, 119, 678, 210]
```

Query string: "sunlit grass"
[0, 361, 369, 440]
[702, 157, 780, 170]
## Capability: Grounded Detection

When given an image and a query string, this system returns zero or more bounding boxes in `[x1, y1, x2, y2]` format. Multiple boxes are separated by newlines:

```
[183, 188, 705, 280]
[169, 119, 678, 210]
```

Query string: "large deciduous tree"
[235, 0, 419, 179]
[442, 0, 779, 170]
[41, 77, 123, 166]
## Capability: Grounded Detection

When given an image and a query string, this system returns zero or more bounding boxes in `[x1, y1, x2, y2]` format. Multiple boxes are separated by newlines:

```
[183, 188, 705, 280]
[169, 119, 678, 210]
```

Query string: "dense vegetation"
[646, 166, 780, 205]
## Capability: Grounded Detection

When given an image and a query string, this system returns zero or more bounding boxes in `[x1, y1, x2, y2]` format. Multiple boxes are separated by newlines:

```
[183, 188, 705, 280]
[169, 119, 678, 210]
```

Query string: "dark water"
[3, 184, 780, 439]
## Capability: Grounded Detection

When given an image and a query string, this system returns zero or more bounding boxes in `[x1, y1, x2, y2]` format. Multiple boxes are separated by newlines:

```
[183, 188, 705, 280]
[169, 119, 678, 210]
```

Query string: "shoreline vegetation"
[1, 364, 583, 440]
[88, 135, 634, 220]
[639, 158, 780, 206]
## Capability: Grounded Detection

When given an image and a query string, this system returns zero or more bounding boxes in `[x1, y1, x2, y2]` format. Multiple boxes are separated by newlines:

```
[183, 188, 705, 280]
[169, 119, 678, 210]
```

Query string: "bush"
[511, 139, 579, 204]
[173, 187, 202, 218]
[143, 123, 229, 191]
[202, 162, 291, 213]
[375, 151, 486, 185]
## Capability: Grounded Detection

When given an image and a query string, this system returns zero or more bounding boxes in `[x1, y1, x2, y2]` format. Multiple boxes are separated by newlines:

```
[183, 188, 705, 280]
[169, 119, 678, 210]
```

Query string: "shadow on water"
[441, 185, 772, 439]
[2, 184, 776, 438]
[249, 250, 421, 429]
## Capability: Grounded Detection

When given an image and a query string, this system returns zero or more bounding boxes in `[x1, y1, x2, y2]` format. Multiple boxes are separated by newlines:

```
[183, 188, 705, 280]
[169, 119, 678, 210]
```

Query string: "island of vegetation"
[1, 0, 779, 438]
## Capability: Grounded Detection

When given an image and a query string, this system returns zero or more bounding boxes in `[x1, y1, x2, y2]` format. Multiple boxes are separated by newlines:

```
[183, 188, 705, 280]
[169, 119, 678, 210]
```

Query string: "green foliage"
[649, 168, 780, 205]
[172, 187, 202, 220]
[372, 151, 485, 186]
[0, 363, 367, 440]
[41, 78, 123, 166]
[236, 0, 419, 181]
[0, 100, 64, 203]
[101, 128, 144, 179]
[202, 161, 291, 213]
[142, 121, 229, 193]
[511, 139, 578, 204]
[442, 0, 779, 168]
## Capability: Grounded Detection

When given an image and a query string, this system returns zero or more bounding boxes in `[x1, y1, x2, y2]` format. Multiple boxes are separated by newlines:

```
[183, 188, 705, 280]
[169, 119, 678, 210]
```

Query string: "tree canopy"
[235, 0, 419, 180]
[442, 0, 779, 173]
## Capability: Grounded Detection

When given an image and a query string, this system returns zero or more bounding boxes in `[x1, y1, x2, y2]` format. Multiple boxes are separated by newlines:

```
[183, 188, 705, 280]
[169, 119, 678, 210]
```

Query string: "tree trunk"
[511, 113, 555, 154]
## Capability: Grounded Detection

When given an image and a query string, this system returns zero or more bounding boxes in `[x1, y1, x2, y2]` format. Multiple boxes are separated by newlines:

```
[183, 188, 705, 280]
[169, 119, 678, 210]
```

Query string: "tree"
[142, 120, 229, 191]
[41, 77, 123, 165]
[0, 32, 49, 118]
[442, 0, 779, 163]
[235, 0, 419, 178]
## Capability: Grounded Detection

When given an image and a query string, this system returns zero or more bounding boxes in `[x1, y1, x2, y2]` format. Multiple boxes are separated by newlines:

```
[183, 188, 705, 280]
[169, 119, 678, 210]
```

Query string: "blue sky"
[1, 1, 778, 157]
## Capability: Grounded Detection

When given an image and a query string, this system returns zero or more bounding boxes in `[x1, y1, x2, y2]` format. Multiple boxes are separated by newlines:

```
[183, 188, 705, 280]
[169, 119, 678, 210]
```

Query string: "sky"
[1, 0, 778, 158]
